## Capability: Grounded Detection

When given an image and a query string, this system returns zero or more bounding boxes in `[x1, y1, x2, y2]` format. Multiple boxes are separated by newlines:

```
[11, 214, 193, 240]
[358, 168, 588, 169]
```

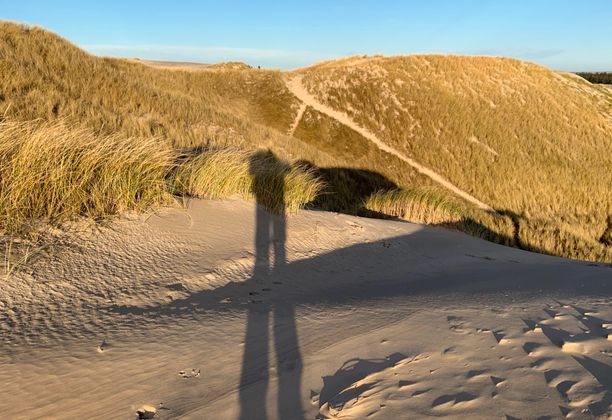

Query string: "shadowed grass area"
[364, 187, 612, 262]
[365, 188, 516, 247]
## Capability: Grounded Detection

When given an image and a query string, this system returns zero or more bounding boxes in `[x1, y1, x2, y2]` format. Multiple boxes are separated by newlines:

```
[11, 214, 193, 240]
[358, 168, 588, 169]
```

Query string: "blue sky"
[1, 0, 610, 70]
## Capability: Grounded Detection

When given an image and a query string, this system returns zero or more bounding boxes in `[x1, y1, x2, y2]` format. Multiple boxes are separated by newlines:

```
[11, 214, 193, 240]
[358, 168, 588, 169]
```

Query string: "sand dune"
[284, 75, 494, 212]
[1, 199, 610, 419]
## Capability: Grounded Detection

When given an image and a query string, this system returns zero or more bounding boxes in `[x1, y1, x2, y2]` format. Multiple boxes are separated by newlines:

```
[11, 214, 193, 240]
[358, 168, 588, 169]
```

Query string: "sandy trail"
[285, 75, 494, 211]
[288, 102, 307, 137]
[1, 199, 610, 419]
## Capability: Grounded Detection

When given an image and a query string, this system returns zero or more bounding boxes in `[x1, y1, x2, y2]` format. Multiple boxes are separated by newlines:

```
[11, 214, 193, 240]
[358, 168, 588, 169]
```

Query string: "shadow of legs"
[274, 303, 304, 420]
[239, 302, 270, 420]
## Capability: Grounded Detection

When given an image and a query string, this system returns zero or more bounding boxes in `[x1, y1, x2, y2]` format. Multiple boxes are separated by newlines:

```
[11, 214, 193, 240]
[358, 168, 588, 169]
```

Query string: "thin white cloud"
[80, 43, 333, 68]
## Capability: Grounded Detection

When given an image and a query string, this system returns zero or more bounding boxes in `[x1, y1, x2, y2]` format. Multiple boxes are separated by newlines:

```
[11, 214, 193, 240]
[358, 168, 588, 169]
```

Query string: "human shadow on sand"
[108, 156, 612, 419]
[238, 150, 303, 420]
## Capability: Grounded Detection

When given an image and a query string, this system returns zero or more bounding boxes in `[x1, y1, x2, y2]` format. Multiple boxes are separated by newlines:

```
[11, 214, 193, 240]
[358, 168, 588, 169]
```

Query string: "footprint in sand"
[491, 330, 508, 344]
[490, 376, 506, 387]
[136, 405, 156, 419]
[97, 340, 110, 353]
[345, 220, 363, 230]
[465, 253, 495, 261]
[178, 368, 201, 378]
[398, 380, 417, 389]
[466, 369, 489, 379]
[412, 388, 431, 397]
[522, 342, 543, 355]
[446, 315, 479, 335]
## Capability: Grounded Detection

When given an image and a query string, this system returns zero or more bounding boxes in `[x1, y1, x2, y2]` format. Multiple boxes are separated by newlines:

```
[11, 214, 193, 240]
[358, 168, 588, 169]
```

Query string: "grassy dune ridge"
[297, 56, 612, 261]
[0, 22, 611, 262]
[0, 22, 323, 159]
[299, 56, 612, 230]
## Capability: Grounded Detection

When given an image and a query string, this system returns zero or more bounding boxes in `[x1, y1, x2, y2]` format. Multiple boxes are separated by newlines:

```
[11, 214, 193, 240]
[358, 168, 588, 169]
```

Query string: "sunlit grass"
[0, 120, 174, 234]
[171, 148, 323, 213]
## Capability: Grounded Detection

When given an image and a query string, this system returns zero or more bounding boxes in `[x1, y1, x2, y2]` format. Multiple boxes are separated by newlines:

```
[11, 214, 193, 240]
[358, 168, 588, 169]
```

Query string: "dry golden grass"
[0, 120, 320, 236]
[365, 188, 465, 225]
[517, 217, 612, 262]
[365, 188, 516, 246]
[364, 186, 612, 261]
[171, 149, 322, 213]
[296, 55, 612, 261]
[0, 22, 325, 230]
[299, 56, 612, 227]
[0, 120, 174, 234]
[0, 22, 308, 153]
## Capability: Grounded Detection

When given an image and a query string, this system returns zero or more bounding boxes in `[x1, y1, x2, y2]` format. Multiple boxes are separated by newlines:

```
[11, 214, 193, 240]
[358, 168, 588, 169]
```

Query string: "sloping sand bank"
[1, 199, 610, 419]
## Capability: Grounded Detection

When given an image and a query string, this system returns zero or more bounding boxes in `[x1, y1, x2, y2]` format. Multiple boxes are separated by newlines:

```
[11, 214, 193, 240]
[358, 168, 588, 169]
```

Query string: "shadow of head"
[249, 149, 288, 214]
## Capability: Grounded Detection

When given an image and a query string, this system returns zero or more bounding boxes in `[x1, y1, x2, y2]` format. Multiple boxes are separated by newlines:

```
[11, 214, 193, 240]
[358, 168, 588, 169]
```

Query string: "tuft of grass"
[1, 235, 41, 279]
[0, 120, 175, 234]
[365, 187, 514, 246]
[365, 188, 465, 225]
[0, 120, 321, 237]
[170, 149, 323, 213]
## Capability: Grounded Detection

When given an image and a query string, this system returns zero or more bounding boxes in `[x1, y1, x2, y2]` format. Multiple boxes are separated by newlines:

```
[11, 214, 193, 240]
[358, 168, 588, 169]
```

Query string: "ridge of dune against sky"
[0, 0, 610, 71]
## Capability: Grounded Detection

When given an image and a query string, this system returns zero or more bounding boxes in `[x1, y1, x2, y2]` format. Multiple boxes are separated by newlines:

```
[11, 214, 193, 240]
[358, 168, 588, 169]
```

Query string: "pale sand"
[1, 199, 610, 419]
[128, 59, 211, 71]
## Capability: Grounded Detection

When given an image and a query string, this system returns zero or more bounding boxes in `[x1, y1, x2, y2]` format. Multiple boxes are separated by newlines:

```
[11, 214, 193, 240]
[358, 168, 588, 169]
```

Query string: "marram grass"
[1, 22, 610, 262]
[0, 120, 322, 235]
[0, 120, 175, 233]
[170, 149, 323, 213]
[365, 188, 465, 225]
[364, 187, 612, 262]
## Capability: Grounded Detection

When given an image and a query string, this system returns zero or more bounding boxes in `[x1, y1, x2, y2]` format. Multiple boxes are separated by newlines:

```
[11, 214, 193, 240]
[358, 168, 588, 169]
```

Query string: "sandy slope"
[284, 75, 494, 212]
[1, 199, 611, 419]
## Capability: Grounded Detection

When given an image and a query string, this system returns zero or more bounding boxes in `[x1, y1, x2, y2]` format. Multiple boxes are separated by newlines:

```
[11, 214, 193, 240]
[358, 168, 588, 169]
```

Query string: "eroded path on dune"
[285, 75, 494, 212]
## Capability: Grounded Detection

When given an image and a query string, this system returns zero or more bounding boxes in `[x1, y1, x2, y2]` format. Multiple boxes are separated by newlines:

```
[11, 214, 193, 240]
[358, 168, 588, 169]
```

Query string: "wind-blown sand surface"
[1, 199, 610, 419]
